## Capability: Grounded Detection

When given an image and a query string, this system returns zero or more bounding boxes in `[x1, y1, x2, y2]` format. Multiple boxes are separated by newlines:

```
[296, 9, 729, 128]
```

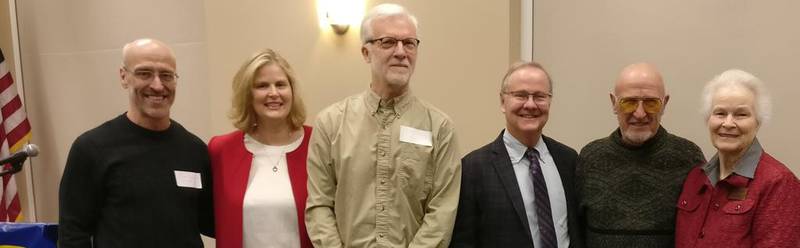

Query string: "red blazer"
[675, 152, 800, 248]
[208, 126, 313, 248]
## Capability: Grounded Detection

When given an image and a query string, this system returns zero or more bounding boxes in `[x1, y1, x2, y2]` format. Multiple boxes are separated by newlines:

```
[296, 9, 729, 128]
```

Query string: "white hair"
[701, 69, 772, 124]
[359, 3, 419, 43]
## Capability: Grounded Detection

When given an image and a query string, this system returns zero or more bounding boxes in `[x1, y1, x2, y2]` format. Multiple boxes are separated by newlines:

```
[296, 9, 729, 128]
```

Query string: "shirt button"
[379, 150, 385, 156]
[379, 233, 385, 238]
[681, 200, 687, 206]
[381, 179, 386, 184]
[713, 203, 720, 210]
[699, 231, 705, 239]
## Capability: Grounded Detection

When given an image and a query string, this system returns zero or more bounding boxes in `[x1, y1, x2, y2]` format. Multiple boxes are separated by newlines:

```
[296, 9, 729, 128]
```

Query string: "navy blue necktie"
[526, 148, 557, 248]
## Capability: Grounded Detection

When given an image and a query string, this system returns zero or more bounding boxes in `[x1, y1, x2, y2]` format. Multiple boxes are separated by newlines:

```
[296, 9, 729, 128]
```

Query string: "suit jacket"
[451, 130, 583, 248]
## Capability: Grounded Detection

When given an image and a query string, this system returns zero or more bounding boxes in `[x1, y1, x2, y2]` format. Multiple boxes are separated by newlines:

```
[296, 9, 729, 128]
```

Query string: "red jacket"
[208, 126, 313, 248]
[675, 151, 800, 248]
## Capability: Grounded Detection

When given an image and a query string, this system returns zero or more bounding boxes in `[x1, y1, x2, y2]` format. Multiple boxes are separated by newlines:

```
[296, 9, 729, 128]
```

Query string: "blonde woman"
[209, 49, 312, 248]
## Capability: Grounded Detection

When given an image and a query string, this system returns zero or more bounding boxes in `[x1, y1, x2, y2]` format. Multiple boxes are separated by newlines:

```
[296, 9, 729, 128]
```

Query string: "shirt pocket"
[676, 192, 703, 230]
[676, 196, 701, 213]
[397, 142, 433, 196]
[720, 199, 755, 232]
[675, 193, 703, 246]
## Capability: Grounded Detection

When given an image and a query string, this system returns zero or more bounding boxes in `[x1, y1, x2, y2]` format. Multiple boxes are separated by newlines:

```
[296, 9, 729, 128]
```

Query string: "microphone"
[0, 144, 40, 165]
[0, 144, 39, 176]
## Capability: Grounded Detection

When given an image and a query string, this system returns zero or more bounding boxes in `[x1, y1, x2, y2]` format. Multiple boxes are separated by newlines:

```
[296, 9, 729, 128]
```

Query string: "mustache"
[627, 116, 652, 123]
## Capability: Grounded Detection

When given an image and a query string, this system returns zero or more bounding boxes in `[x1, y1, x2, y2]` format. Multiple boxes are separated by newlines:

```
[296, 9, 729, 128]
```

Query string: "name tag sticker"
[399, 126, 432, 147]
[174, 170, 202, 189]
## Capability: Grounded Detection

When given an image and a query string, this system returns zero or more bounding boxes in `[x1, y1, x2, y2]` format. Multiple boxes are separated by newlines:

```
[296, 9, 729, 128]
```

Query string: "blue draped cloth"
[0, 223, 57, 248]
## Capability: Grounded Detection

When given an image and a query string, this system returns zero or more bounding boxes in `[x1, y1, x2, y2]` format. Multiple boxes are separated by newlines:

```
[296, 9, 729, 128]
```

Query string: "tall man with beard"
[305, 3, 461, 248]
[58, 38, 214, 247]
[452, 62, 581, 248]
[576, 63, 704, 247]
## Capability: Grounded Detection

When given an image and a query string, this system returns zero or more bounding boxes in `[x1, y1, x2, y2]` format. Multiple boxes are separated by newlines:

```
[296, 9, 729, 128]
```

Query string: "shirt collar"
[365, 89, 414, 116]
[702, 138, 763, 185]
[502, 129, 549, 164]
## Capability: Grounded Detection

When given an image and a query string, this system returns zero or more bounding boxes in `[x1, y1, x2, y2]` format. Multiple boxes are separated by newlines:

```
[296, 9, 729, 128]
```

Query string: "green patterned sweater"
[577, 126, 705, 248]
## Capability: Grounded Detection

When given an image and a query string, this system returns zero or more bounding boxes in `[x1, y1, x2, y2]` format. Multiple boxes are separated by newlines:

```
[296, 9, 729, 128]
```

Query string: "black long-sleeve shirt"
[59, 114, 214, 247]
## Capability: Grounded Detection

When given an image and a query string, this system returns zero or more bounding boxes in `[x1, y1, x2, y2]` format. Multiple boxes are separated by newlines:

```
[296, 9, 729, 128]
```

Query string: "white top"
[503, 130, 570, 248]
[242, 132, 304, 248]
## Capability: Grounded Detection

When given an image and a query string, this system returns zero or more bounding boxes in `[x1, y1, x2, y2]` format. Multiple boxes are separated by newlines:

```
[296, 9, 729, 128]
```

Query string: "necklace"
[270, 149, 285, 173]
[272, 155, 283, 173]
[248, 127, 299, 173]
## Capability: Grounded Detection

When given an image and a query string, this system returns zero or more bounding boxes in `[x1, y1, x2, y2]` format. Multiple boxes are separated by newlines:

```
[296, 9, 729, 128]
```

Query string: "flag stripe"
[0, 73, 12, 92]
[0, 63, 8, 80]
[9, 194, 21, 221]
[0, 74, 19, 105]
[2, 95, 21, 118]
[4, 106, 27, 131]
[3, 174, 16, 206]
[9, 132, 31, 153]
[6, 120, 30, 149]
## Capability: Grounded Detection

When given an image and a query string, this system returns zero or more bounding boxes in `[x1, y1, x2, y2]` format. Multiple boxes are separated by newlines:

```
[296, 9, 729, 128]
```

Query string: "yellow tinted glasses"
[617, 97, 663, 114]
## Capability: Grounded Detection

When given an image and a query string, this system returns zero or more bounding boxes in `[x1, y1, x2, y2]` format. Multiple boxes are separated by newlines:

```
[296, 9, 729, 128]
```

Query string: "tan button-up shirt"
[306, 90, 461, 248]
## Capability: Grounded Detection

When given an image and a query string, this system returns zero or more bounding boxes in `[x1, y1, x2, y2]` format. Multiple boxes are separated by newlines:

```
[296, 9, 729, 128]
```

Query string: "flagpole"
[8, 0, 36, 222]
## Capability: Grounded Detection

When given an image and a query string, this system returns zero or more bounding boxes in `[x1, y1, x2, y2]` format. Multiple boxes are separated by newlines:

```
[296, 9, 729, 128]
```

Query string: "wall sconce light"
[327, 12, 350, 35]
[318, 0, 364, 35]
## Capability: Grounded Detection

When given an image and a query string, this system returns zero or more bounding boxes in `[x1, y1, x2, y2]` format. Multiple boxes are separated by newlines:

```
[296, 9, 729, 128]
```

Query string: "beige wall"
[533, 0, 800, 173]
[205, 0, 517, 144]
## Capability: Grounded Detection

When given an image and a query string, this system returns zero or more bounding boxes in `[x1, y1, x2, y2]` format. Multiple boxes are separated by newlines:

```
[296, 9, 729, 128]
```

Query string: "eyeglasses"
[124, 67, 179, 84]
[366, 37, 421, 52]
[503, 91, 552, 105]
[617, 97, 663, 114]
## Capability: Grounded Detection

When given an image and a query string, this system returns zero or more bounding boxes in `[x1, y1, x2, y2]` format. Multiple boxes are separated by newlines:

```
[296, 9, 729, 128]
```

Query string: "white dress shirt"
[503, 130, 570, 248]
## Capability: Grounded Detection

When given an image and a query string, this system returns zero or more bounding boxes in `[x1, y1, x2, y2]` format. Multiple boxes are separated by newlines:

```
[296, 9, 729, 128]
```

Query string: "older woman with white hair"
[675, 69, 800, 247]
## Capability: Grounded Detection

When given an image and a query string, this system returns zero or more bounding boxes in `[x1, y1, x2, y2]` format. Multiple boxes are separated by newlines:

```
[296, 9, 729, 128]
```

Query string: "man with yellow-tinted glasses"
[576, 63, 704, 248]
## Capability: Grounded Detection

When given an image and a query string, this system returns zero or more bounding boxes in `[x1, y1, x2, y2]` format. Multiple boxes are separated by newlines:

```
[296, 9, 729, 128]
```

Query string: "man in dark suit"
[451, 62, 581, 248]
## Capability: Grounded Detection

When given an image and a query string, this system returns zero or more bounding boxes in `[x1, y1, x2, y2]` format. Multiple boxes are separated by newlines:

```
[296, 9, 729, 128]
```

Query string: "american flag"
[0, 48, 32, 222]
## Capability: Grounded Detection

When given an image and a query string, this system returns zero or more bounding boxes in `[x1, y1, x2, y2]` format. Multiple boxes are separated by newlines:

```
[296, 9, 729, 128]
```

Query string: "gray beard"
[622, 129, 654, 146]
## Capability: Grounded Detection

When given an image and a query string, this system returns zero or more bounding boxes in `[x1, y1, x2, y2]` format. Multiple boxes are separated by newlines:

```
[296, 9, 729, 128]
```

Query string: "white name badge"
[399, 126, 433, 147]
[174, 170, 203, 189]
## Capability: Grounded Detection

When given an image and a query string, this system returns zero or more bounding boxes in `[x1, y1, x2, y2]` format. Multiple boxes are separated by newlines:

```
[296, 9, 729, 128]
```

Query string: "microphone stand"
[0, 160, 25, 177]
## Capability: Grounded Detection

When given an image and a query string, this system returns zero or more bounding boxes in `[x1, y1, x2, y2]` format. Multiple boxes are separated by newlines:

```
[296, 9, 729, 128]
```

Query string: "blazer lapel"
[490, 131, 534, 239]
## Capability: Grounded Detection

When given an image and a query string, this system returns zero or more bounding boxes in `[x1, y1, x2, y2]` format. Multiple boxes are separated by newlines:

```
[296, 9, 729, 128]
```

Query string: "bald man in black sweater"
[58, 38, 213, 247]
